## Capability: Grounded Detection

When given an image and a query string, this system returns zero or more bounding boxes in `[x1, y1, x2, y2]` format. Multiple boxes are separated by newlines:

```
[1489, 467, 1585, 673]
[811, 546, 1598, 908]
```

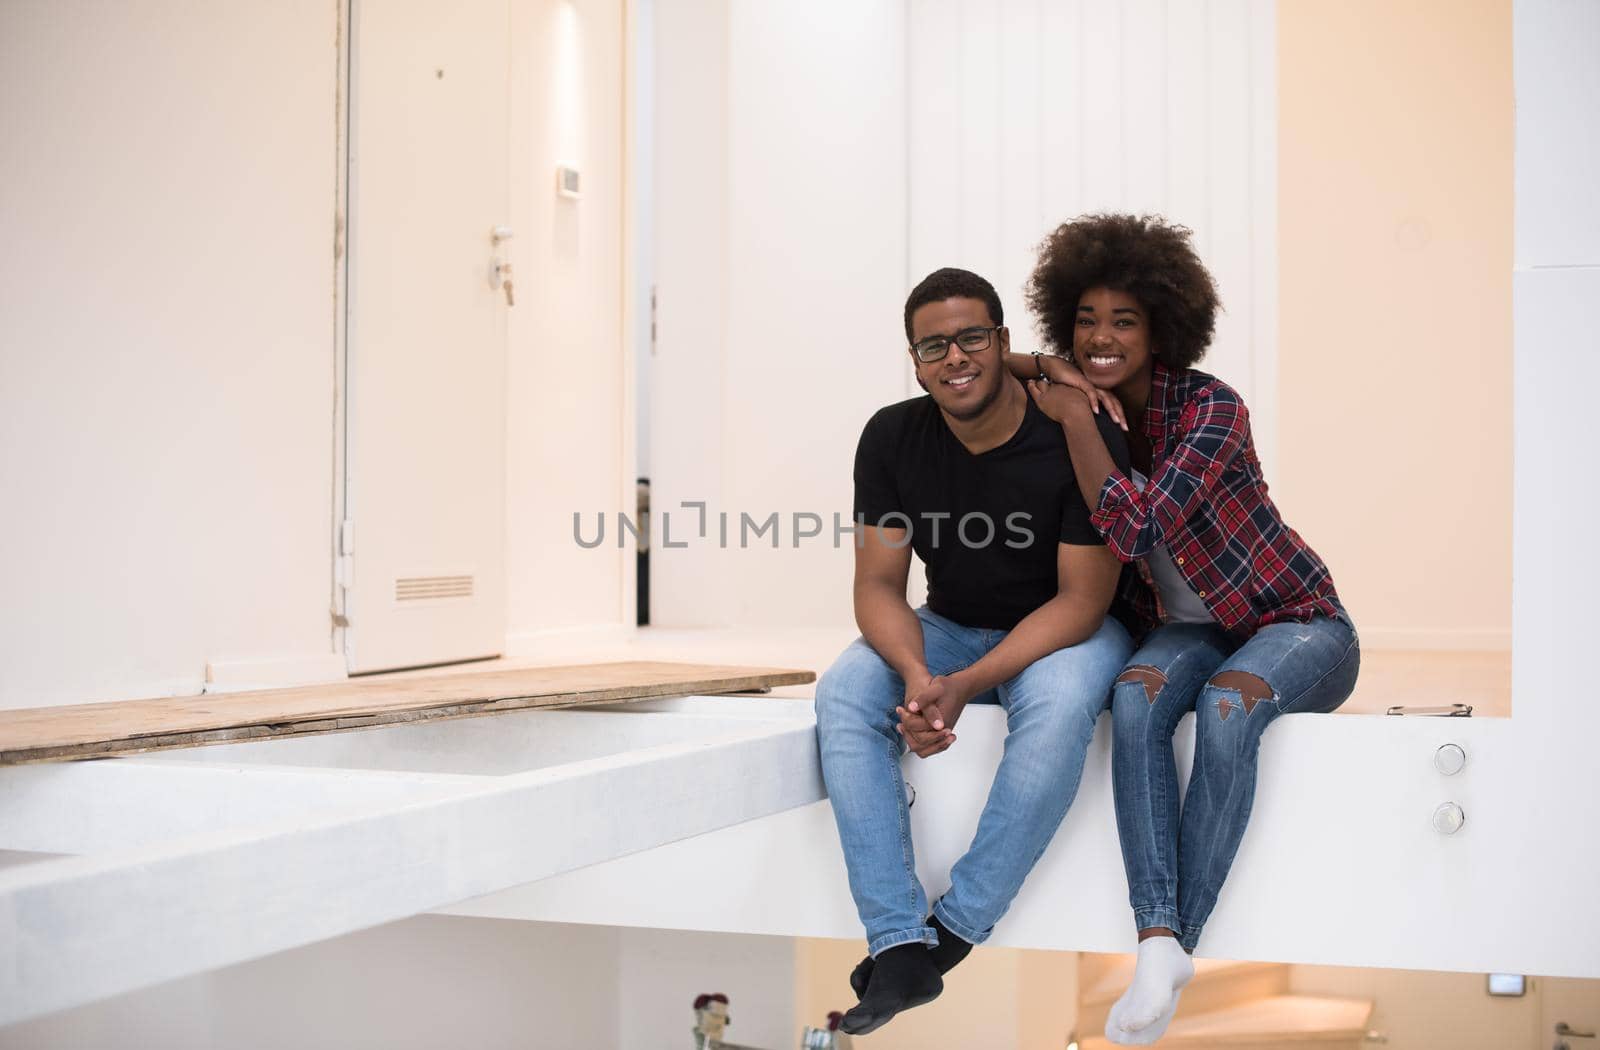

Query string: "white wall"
[1275, 0, 1513, 654]
[0, 916, 623, 1049]
[504, 0, 634, 652]
[0, 1, 343, 708]
[619, 927, 796, 1050]
[0, 0, 635, 703]
[650, 0, 909, 629]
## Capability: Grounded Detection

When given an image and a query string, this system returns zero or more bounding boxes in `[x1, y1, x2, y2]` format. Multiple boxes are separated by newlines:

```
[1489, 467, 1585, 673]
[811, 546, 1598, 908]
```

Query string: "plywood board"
[0, 661, 815, 766]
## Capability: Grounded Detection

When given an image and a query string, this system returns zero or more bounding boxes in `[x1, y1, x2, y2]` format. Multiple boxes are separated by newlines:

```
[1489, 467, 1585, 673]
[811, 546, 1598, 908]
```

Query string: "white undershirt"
[1129, 470, 1215, 625]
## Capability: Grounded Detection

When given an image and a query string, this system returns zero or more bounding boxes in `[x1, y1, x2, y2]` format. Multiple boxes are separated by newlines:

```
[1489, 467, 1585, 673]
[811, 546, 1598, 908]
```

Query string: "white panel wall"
[1505, 0, 1600, 977]
[0, 1, 343, 707]
[650, 0, 733, 626]
[907, 0, 1279, 469]
[1513, 0, 1600, 727]
[1514, 0, 1600, 268]
[650, 0, 1276, 629]
[651, 0, 909, 628]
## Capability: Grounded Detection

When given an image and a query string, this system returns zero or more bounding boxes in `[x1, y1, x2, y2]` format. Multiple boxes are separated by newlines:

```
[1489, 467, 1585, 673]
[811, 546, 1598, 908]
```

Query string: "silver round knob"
[1432, 802, 1466, 835]
[1434, 743, 1467, 776]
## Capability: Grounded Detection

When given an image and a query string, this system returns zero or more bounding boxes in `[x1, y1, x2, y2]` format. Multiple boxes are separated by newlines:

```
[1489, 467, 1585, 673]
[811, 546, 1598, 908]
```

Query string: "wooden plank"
[0, 661, 815, 766]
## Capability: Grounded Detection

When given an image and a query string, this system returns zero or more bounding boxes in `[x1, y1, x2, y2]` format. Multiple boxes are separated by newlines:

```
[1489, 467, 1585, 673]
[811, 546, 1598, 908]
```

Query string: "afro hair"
[1026, 213, 1220, 370]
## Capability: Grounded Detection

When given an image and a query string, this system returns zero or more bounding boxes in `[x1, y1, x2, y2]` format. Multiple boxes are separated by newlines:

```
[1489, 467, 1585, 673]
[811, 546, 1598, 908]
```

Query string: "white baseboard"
[202, 653, 349, 694]
[503, 623, 635, 661]
[1356, 627, 1511, 652]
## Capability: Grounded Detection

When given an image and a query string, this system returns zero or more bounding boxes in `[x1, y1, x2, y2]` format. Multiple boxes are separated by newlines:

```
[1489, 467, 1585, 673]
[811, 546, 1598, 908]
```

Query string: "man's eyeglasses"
[910, 326, 1002, 363]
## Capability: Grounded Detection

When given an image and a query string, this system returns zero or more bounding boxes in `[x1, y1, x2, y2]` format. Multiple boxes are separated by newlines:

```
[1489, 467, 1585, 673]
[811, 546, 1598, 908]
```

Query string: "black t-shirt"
[853, 392, 1130, 630]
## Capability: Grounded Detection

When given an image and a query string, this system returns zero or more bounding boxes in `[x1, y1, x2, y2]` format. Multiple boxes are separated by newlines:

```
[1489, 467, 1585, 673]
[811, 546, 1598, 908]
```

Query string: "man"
[816, 267, 1133, 1035]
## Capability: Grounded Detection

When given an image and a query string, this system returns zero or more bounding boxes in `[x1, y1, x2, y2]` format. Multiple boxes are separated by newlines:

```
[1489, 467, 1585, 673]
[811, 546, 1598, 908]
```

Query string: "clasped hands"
[895, 671, 977, 759]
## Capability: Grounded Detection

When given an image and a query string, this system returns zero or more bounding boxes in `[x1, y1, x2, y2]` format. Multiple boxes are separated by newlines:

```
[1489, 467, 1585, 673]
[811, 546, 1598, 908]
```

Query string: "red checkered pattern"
[1093, 362, 1343, 639]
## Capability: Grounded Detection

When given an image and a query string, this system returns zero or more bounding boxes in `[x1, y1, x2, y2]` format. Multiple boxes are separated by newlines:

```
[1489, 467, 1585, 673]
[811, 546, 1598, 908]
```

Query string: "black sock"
[839, 943, 943, 1036]
[849, 916, 973, 999]
[928, 915, 974, 973]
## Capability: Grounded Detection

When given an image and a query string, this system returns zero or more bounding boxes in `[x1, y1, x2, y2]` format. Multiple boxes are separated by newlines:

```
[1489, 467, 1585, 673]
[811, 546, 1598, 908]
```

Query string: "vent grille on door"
[394, 575, 475, 602]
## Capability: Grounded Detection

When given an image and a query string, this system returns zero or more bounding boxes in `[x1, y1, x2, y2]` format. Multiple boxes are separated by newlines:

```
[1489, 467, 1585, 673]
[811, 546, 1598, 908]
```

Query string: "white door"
[345, 0, 511, 673]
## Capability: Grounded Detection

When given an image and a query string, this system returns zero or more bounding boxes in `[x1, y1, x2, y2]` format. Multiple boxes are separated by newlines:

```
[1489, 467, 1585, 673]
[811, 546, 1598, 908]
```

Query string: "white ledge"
[0, 702, 822, 1027]
[445, 698, 1598, 981]
[5, 693, 1596, 1030]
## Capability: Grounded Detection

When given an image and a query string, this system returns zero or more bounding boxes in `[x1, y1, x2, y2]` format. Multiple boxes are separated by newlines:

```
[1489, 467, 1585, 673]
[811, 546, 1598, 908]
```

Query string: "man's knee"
[1008, 650, 1116, 730]
[1014, 626, 1129, 703]
[815, 643, 899, 730]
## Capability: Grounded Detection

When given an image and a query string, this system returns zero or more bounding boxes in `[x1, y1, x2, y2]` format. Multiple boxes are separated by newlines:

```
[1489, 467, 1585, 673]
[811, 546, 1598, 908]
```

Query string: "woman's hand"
[1026, 376, 1096, 425]
[1008, 352, 1127, 430]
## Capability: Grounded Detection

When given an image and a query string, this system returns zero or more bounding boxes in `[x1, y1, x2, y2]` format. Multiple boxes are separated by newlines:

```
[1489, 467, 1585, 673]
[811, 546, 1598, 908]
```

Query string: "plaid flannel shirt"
[1095, 362, 1343, 640]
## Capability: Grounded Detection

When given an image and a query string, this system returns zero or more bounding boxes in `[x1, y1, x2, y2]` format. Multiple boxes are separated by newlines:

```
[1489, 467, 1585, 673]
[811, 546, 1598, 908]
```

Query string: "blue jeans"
[815, 606, 1131, 956]
[1111, 609, 1360, 951]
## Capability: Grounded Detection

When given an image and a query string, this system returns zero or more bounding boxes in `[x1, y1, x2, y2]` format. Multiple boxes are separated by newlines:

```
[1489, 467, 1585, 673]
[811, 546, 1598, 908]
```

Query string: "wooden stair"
[1079, 954, 1373, 1049]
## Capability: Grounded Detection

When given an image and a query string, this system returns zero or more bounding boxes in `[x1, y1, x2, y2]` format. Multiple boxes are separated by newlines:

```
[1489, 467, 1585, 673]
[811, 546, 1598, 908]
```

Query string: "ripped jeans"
[1111, 608, 1359, 951]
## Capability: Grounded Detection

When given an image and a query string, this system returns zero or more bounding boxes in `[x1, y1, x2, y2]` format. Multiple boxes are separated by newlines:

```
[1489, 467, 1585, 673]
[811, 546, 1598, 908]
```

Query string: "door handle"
[489, 259, 514, 306]
[1557, 1022, 1596, 1038]
[490, 226, 514, 306]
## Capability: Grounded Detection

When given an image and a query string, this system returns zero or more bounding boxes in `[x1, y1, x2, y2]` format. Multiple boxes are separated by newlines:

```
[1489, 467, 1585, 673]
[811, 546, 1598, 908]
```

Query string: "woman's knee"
[1192, 676, 1272, 758]
[1111, 670, 1170, 735]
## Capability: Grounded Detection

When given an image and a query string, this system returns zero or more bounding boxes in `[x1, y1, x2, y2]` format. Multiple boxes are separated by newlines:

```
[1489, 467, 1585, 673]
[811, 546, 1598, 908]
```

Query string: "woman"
[1010, 214, 1359, 1046]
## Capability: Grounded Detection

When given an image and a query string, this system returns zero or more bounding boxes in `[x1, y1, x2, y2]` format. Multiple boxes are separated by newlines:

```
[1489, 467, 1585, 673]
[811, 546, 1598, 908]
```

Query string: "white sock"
[1104, 936, 1194, 1042]
[1107, 996, 1182, 1047]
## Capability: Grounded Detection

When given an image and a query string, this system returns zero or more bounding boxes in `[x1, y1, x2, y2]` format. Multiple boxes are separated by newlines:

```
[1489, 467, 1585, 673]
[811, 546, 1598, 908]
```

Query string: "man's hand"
[896, 673, 974, 759]
[901, 668, 932, 712]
